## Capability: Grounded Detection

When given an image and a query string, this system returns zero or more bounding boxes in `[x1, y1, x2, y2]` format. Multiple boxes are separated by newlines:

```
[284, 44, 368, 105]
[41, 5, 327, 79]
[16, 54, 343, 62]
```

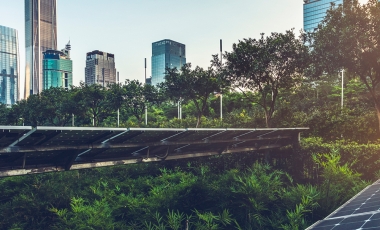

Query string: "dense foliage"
[0, 140, 373, 229]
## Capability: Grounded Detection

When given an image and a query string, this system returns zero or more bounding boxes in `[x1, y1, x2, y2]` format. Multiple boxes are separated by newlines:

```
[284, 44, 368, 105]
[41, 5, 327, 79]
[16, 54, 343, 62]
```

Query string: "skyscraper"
[151, 39, 186, 85]
[85, 50, 116, 86]
[0, 25, 19, 105]
[42, 41, 72, 90]
[303, 0, 343, 32]
[25, 0, 57, 98]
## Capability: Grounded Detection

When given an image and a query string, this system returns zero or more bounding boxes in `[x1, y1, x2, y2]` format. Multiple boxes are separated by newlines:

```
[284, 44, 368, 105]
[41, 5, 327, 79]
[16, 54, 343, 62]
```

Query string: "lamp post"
[341, 69, 344, 109]
[220, 39, 223, 120]
[178, 97, 182, 119]
[117, 71, 120, 127]
[145, 104, 148, 125]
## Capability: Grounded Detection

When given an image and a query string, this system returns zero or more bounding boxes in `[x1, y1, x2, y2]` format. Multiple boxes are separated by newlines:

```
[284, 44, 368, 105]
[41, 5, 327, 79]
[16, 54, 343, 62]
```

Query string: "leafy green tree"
[309, 0, 380, 133]
[0, 103, 10, 125]
[222, 30, 309, 127]
[121, 79, 161, 126]
[22, 94, 47, 126]
[73, 82, 111, 127]
[161, 64, 221, 127]
[40, 87, 77, 126]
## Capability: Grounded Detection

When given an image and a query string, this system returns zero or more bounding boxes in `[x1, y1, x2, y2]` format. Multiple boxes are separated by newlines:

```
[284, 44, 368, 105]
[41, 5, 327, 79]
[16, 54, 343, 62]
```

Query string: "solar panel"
[307, 179, 380, 230]
[0, 126, 308, 177]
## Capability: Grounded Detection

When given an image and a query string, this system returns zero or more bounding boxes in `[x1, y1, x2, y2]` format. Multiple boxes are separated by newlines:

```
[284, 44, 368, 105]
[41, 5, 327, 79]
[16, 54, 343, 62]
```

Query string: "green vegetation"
[1, 1, 380, 229]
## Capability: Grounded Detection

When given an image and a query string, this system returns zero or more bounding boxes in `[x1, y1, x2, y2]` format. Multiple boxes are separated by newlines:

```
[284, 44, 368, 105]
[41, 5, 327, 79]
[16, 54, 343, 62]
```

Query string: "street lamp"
[341, 69, 344, 109]
[117, 71, 120, 127]
[220, 39, 223, 120]
[178, 97, 183, 119]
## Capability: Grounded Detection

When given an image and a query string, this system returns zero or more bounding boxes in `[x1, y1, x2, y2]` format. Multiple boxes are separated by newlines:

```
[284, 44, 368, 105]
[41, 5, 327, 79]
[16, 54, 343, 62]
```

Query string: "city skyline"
[0, 0, 369, 99]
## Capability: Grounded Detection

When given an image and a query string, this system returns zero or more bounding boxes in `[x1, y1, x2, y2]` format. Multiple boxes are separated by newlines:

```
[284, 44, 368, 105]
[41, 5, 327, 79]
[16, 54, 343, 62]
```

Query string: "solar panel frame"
[0, 126, 308, 177]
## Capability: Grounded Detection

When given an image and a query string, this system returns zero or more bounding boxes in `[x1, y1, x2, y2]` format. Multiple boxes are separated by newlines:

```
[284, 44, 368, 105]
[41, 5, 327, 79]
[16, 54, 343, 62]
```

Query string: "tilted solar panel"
[0, 126, 308, 177]
[307, 180, 380, 230]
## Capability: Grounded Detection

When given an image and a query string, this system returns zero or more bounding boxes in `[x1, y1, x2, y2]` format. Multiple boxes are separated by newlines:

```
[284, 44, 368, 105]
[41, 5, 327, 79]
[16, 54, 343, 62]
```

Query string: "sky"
[0, 0, 368, 99]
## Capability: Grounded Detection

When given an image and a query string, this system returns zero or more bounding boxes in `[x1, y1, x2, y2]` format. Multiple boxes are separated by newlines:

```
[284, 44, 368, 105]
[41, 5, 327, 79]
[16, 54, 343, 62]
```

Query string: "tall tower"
[0, 25, 19, 105]
[25, 0, 57, 98]
[303, 0, 343, 32]
[151, 39, 186, 85]
[85, 50, 116, 86]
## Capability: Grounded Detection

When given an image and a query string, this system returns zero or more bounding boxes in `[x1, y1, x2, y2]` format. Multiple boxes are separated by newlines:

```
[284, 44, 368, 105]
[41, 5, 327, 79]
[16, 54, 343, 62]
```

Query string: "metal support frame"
[22, 153, 26, 169]
[101, 130, 129, 144]
[233, 130, 256, 140]
[202, 130, 226, 142]
[174, 144, 190, 152]
[160, 131, 187, 143]
[0, 135, 294, 154]
[0, 127, 308, 177]
[9, 128, 37, 147]
[156, 146, 170, 159]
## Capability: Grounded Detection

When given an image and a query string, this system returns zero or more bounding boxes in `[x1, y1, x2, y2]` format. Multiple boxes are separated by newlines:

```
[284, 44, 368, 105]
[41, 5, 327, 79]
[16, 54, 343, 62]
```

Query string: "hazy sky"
[0, 0, 368, 99]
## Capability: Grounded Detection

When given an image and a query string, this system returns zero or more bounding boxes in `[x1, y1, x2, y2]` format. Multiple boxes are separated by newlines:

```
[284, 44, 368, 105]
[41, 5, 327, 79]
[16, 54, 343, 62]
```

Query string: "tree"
[222, 30, 309, 127]
[161, 64, 221, 128]
[22, 94, 47, 126]
[73, 83, 111, 127]
[309, 0, 380, 133]
[122, 79, 160, 126]
[0, 103, 10, 125]
[40, 87, 77, 126]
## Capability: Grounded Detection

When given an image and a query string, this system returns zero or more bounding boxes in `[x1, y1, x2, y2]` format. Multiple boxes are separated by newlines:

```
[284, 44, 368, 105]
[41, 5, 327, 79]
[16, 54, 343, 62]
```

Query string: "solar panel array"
[307, 179, 380, 230]
[0, 126, 307, 177]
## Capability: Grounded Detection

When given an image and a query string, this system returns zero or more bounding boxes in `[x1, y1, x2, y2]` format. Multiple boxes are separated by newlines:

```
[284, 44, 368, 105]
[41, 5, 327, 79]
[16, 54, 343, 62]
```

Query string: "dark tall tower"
[151, 39, 186, 85]
[25, 0, 57, 98]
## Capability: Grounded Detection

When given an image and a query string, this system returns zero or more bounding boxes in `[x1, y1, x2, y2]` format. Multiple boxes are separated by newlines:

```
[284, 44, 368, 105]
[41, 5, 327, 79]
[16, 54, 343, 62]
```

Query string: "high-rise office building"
[303, 0, 343, 32]
[25, 0, 57, 98]
[0, 25, 19, 105]
[151, 39, 186, 85]
[42, 41, 72, 90]
[85, 50, 116, 86]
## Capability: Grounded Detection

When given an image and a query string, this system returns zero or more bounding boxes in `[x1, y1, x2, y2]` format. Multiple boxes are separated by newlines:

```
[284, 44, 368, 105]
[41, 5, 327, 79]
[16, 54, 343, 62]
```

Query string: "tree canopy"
[309, 0, 380, 132]
[161, 64, 221, 127]
[223, 30, 309, 127]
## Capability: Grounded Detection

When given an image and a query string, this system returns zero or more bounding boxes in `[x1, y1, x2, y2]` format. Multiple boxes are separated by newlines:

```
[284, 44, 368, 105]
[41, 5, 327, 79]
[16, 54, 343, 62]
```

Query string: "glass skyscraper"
[151, 39, 186, 85]
[0, 25, 19, 105]
[85, 50, 116, 86]
[25, 0, 57, 98]
[42, 42, 72, 90]
[303, 0, 343, 32]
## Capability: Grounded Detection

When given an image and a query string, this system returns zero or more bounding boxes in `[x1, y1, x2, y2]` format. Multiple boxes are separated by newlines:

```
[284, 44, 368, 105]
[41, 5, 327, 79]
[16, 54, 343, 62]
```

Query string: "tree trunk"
[375, 103, 380, 134]
[196, 113, 201, 128]
[264, 109, 271, 128]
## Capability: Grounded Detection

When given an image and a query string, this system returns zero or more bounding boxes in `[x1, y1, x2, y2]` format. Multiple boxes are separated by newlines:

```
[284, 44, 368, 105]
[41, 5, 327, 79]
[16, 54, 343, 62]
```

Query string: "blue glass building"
[303, 0, 343, 32]
[0, 25, 19, 105]
[42, 42, 72, 90]
[151, 39, 186, 85]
